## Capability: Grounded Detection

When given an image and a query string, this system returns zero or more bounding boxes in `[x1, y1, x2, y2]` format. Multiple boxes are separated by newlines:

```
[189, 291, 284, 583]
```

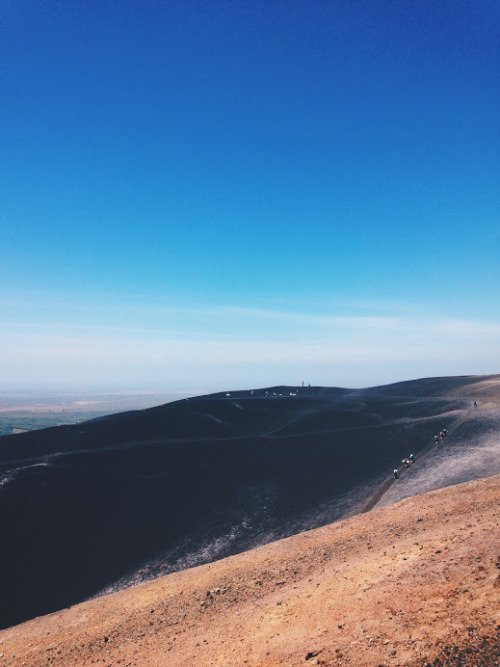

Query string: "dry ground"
[1, 474, 499, 667]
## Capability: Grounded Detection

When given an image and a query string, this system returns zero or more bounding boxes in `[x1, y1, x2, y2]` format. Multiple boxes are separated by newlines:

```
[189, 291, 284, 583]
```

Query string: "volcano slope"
[0, 374, 499, 629]
[1, 474, 498, 667]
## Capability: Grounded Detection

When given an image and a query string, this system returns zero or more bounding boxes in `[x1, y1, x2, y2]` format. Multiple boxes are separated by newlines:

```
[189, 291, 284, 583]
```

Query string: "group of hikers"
[433, 427, 449, 445]
[392, 425, 449, 480]
[393, 454, 415, 480]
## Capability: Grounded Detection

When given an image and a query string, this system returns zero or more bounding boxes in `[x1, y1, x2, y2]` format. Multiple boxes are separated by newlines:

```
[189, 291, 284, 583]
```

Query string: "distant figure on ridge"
[393, 469, 399, 480]
[409, 453, 415, 463]
[434, 435, 440, 445]
[474, 401, 478, 408]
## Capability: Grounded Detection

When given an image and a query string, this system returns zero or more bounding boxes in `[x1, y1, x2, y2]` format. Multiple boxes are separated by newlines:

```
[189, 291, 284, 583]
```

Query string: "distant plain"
[0, 390, 188, 436]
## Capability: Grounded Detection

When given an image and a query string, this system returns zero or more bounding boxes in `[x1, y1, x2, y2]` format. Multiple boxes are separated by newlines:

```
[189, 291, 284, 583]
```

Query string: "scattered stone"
[305, 649, 322, 660]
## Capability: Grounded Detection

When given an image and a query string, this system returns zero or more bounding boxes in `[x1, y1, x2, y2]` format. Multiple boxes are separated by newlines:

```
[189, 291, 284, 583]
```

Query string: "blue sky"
[1, 1, 499, 390]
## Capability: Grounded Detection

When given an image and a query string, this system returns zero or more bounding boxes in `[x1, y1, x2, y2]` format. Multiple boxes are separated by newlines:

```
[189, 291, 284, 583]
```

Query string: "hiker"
[393, 469, 399, 480]
[409, 453, 415, 462]
[474, 401, 477, 408]
[403, 458, 410, 468]
[434, 435, 440, 444]
[441, 428, 448, 437]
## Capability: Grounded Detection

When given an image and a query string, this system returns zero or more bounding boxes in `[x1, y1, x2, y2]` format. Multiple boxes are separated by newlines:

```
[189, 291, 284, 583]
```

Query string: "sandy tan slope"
[1, 474, 499, 667]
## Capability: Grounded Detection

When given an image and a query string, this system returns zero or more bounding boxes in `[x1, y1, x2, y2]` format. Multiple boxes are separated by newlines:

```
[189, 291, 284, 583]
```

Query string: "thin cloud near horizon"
[1, 300, 499, 389]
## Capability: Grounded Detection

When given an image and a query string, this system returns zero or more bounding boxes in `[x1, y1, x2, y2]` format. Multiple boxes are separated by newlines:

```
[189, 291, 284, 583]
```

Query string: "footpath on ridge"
[359, 405, 475, 514]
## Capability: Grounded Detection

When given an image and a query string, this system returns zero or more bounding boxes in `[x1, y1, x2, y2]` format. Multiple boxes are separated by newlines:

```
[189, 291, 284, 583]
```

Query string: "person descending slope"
[393, 469, 399, 480]
[409, 453, 415, 463]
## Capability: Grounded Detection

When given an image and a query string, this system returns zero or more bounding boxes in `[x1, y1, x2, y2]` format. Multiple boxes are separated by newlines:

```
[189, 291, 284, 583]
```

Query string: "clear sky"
[1, 1, 499, 391]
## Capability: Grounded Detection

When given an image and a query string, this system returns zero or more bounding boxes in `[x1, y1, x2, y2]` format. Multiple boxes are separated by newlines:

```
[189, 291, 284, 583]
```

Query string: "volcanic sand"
[3, 375, 500, 629]
[1, 473, 498, 667]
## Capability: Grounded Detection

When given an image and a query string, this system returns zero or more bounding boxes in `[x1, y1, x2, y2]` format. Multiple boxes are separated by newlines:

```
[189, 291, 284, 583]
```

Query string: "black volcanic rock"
[0, 375, 498, 629]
